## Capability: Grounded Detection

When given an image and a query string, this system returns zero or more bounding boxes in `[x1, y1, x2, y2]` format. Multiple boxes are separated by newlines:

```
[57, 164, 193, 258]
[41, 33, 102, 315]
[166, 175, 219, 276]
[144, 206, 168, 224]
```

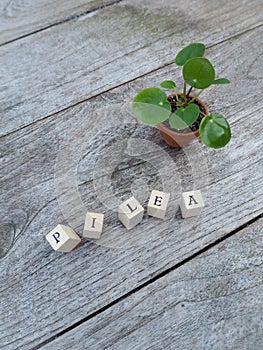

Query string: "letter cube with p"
[45, 224, 81, 252]
[180, 190, 205, 218]
[118, 196, 144, 230]
[147, 190, 170, 219]
[83, 212, 104, 239]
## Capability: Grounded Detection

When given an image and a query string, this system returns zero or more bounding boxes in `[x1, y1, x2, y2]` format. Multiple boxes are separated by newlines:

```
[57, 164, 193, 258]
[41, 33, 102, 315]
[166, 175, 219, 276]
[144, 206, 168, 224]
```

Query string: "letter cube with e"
[45, 224, 81, 252]
[180, 190, 205, 218]
[147, 190, 170, 219]
[83, 212, 104, 239]
[118, 196, 144, 230]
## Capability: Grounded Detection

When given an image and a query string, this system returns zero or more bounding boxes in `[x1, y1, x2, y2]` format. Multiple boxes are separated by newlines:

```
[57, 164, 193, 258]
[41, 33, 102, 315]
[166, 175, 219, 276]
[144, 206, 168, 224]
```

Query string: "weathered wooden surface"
[0, 0, 263, 349]
[0, 0, 121, 45]
[1, 23, 263, 348]
[1, 0, 263, 136]
[41, 218, 263, 350]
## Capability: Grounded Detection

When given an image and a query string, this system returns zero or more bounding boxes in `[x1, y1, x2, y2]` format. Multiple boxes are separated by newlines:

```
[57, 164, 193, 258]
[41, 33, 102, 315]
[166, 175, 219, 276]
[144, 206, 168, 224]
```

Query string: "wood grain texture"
[0, 0, 122, 45]
[0, 28, 262, 349]
[40, 218, 263, 350]
[1, 0, 263, 136]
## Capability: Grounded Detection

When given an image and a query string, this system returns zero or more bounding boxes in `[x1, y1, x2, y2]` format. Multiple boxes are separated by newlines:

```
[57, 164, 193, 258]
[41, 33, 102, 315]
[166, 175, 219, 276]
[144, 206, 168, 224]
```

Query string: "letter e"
[154, 196, 163, 206]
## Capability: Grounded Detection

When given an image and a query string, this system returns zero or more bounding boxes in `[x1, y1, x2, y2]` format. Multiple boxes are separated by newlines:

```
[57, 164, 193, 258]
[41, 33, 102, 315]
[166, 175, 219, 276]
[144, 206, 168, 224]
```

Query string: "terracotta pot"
[157, 94, 208, 148]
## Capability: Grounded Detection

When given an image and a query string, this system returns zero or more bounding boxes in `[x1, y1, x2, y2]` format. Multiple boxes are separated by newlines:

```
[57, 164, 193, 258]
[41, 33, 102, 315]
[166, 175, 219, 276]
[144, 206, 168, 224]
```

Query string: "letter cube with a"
[45, 224, 81, 252]
[147, 190, 170, 219]
[83, 212, 104, 239]
[118, 196, 144, 230]
[180, 190, 205, 218]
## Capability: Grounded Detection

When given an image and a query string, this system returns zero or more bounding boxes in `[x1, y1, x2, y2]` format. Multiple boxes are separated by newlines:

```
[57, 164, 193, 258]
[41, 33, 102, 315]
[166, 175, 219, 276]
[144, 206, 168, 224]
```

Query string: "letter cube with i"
[45, 224, 81, 252]
[147, 190, 170, 219]
[179, 190, 205, 218]
[83, 212, 104, 239]
[118, 196, 144, 230]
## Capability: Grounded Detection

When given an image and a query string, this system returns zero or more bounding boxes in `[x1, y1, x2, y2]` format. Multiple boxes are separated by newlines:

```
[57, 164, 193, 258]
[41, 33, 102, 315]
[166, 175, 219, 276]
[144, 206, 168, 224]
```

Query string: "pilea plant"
[132, 43, 231, 148]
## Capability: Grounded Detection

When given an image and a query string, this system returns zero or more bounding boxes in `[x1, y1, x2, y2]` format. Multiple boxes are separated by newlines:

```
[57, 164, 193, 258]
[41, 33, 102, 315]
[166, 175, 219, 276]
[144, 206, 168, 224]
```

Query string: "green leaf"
[213, 78, 230, 84]
[169, 104, 200, 130]
[175, 43, 205, 66]
[183, 57, 215, 89]
[160, 80, 176, 89]
[132, 88, 171, 124]
[199, 113, 231, 148]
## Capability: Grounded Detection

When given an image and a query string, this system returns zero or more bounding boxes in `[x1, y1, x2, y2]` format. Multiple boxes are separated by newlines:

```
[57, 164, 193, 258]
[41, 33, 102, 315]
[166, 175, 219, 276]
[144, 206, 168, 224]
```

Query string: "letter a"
[188, 195, 198, 206]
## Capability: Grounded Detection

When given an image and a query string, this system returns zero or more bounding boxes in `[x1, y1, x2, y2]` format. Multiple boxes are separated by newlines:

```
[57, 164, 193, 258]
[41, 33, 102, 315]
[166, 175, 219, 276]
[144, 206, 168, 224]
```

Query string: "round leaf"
[132, 88, 171, 124]
[183, 57, 215, 89]
[160, 80, 176, 89]
[213, 78, 230, 84]
[175, 43, 205, 66]
[169, 104, 200, 130]
[199, 113, 231, 148]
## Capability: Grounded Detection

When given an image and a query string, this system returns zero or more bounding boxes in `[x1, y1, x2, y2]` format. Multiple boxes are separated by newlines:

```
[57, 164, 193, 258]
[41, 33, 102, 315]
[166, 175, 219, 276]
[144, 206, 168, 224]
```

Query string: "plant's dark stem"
[187, 86, 193, 96]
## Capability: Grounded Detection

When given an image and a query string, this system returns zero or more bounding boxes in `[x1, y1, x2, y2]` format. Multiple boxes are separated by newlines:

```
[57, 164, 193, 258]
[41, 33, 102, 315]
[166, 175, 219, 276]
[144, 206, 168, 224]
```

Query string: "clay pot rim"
[157, 93, 209, 136]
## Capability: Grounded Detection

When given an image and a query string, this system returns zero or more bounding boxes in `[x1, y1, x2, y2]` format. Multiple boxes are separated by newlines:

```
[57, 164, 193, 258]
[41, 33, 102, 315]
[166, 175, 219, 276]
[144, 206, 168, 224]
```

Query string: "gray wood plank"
[41, 218, 263, 350]
[0, 0, 121, 45]
[1, 0, 262, 136]
[0, 28, 262, 349]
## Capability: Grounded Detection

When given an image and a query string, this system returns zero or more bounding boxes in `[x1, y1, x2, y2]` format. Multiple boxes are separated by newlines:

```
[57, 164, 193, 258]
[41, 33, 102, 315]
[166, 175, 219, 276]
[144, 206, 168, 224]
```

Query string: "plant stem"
[168, 111, 173, 124]
[187, 86, 193, 96]
[189, 89, 204, 103]
[183, 81, 187, 101]
[174, 88, 178, 101]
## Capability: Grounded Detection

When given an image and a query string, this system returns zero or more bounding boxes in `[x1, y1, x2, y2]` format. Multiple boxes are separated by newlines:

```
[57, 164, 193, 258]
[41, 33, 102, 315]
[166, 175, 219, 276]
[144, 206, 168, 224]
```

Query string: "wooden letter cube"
[180, 190, 205, 218]
[118, 196, 144, 230]
[45, 224, 81, 252]
[83, 212, 104, 239]
[147, 190, 170, 219]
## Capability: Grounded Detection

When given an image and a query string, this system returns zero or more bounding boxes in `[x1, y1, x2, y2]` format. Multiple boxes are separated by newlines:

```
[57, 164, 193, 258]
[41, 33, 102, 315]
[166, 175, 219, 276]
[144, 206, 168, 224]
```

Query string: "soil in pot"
[157, 94, 208, 148]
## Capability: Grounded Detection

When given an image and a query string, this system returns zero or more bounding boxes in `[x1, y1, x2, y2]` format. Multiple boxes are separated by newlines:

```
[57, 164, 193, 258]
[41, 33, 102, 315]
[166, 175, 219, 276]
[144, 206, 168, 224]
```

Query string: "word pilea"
[46, 189, 204, 252]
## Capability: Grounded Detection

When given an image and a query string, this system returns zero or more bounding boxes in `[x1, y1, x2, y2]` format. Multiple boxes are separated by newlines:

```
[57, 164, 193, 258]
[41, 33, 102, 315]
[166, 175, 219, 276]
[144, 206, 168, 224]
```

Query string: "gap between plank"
[0, 0, 124, 47]
[1, 22, 262, 140]
[32, 212, 263, 350]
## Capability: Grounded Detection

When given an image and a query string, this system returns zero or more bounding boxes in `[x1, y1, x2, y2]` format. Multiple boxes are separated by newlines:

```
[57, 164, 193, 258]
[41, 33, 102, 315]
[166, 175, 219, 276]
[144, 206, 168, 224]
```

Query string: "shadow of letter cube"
[180, 190, 204, 218]
[118, 196, 144, 230]
[45, 224, 81, 252]
[147, 190, 170, 219]
[83, 212, 104, 239]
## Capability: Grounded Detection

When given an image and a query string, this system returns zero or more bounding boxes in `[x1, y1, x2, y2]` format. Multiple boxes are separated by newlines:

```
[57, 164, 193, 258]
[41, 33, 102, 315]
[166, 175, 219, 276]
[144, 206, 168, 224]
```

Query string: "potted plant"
[132, 43, 231, 148]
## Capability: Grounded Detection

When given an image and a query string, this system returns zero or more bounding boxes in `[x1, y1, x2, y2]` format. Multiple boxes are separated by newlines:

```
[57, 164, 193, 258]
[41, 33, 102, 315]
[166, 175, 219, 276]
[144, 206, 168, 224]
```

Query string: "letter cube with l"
[45, 224, 81, 252]
[180, 190, 205, 218]
[83, 212, 104, 239]
[147, 190, 170, 219]
[118, 196, 144, 230]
